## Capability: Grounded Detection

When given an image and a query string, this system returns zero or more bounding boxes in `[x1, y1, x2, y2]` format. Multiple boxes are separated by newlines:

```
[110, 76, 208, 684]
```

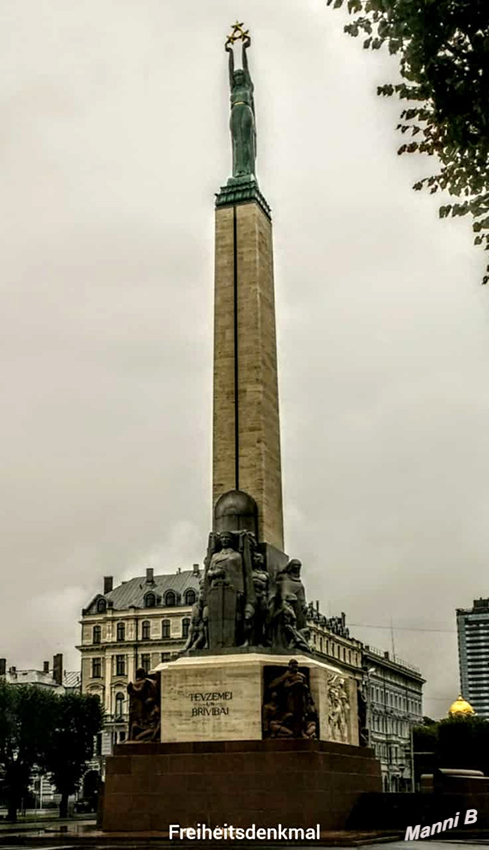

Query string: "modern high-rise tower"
[456, 597, 489, 718]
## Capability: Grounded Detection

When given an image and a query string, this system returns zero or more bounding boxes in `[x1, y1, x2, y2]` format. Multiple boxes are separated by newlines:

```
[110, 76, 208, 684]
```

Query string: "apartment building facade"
[79, 565, 201, 749]
[362, 645, 424, 792]
[457, 597, 489, 718]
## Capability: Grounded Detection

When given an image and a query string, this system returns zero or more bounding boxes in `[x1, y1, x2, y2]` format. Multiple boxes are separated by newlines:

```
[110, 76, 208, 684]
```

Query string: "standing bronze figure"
[225, 25, 256, 180]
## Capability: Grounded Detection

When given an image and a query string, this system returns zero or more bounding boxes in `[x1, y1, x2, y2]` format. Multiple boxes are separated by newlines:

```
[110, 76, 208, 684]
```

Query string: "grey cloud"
[0, 0, 486, 718]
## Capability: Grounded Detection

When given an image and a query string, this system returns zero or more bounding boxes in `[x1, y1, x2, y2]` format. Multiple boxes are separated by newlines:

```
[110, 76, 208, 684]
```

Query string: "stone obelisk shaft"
[213, 195, 284, 551]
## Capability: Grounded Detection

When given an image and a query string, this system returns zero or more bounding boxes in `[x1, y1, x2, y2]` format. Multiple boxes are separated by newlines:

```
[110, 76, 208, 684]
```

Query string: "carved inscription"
[189, 691, 233, 717]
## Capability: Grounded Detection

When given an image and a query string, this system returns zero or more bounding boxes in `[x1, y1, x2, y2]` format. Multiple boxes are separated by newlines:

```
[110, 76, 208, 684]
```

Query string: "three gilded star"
[225, 21, 250, 48]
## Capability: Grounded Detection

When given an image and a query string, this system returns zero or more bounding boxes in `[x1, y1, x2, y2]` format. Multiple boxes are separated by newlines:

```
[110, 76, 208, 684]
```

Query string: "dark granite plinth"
[102, 739, 381, 833]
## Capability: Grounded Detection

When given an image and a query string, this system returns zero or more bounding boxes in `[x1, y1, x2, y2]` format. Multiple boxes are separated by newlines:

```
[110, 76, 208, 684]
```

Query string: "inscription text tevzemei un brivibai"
[189, 691, 233, 717]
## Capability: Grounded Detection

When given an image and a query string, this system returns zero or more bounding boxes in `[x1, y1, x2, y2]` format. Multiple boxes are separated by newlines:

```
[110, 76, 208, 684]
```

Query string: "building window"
[142, 620, 151, 640]
[144, 593, 156, 608]
[116, 655, 126, 676]
[161, 652, 171, 663]
[182, 618, 191, 639]
[96, 598, 106, 613]
[115, 692, 124, 720]
[141, 653, 151, 673]
[184, 589, 196, 606]
[165, 590, 177, 607]
[92, 658, 102, 678]
[162, 619, 170, 638]
[93, 625, 101, 644]
[116, 622, 125, 642]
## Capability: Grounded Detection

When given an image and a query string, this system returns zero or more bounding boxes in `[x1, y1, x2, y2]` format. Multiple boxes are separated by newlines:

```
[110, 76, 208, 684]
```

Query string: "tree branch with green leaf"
[327, 0, 489, 283]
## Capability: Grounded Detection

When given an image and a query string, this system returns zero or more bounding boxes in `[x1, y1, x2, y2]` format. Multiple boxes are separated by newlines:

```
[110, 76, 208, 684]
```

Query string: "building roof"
[457, 598, 489, 615]
[363, 644, 424, 681]
[4, 668, 81, 692]
[63, 670, 81, 689]
[84, 569, 201, 614]
[448, 694, 475, 717]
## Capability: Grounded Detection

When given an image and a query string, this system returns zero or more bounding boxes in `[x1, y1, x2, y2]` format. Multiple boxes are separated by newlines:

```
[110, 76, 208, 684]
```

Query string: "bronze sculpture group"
[183, 530, 311, 654]
[127, 667, 160, 742]
[262, 659, 318, 739]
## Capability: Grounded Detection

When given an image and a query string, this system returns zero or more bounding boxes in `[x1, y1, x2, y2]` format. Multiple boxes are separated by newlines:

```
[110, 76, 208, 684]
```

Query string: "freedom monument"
[102, 24, 381, 833]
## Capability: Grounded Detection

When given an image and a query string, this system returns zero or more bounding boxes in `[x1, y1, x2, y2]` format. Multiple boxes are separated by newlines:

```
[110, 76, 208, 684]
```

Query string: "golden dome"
[448, 694, 475, 717]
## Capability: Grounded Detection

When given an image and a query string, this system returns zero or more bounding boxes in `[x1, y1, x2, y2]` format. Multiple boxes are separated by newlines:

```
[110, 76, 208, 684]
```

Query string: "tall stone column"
[213, 186, 284, 551]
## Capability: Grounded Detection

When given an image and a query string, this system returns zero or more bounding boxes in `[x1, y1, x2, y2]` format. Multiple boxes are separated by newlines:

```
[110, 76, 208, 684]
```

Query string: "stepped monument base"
[102, 738, 381, 833]
[102, 654, 381, 833]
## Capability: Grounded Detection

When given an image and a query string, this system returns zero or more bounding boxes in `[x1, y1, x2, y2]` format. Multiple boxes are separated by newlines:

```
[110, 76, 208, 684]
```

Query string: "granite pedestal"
[102, 653, 380, 833]
[102, 738, 382, 832]
[156, 652, 359, 745]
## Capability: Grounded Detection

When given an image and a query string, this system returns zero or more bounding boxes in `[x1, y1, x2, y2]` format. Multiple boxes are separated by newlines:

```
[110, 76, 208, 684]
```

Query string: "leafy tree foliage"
[437, 715, 489, 773]
[0, 682, 57, 821]
[42, 692, 104, 818]
[413, 718, 438, 749]
[0, 682, 103, 820]
[326, 0, 489, 283]
[413, 715, 489, 778]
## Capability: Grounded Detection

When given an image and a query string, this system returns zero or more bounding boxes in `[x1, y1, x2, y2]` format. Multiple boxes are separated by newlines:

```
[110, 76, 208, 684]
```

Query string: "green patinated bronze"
[215, 177, 271, 218]
[227, 37, 256, 180]
[216, 25, 270, 217]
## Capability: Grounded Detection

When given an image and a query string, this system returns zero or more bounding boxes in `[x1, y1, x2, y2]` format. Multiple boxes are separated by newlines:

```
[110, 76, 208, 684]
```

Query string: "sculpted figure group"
[127, 667, 160, 742]
[262, 659, 318, 740]
[183, 530, 311, 654]
[325, 673, 351, 743]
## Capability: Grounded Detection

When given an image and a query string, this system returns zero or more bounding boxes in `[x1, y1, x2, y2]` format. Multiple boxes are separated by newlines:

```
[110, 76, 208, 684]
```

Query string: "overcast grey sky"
[1, 0, 487, 718]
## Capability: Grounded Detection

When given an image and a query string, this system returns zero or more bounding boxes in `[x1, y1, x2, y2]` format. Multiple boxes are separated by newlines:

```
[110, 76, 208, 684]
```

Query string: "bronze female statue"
[203, 530, 255, 648]
[226, 35, 256, 180]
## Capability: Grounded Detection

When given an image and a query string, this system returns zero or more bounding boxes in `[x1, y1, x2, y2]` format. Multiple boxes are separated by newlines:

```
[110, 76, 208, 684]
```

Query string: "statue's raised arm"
[242, 35, 251, 82]
[225, 40, 235, 90]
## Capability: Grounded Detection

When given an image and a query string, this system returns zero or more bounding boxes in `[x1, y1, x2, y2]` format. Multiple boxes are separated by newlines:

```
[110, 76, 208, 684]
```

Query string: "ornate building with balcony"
[78, 565, 201, 751]
[304, 606, 424, 791]
[362, 645, 424, 792]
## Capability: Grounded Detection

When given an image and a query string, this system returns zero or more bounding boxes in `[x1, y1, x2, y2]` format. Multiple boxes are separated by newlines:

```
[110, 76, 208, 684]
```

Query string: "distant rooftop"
[1, 667, 80, 691]
[83, 567, 201, 614]
[364, 644, 421, 676]
[63, 670, 81, 689]
[457, 598, 489, 615]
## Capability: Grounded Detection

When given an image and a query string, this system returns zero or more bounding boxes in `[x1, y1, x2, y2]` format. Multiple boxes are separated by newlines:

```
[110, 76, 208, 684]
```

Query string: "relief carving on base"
[127, 668, 161, 742]
[325, 673, 351, 743]
[262, 660, 318, 740]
